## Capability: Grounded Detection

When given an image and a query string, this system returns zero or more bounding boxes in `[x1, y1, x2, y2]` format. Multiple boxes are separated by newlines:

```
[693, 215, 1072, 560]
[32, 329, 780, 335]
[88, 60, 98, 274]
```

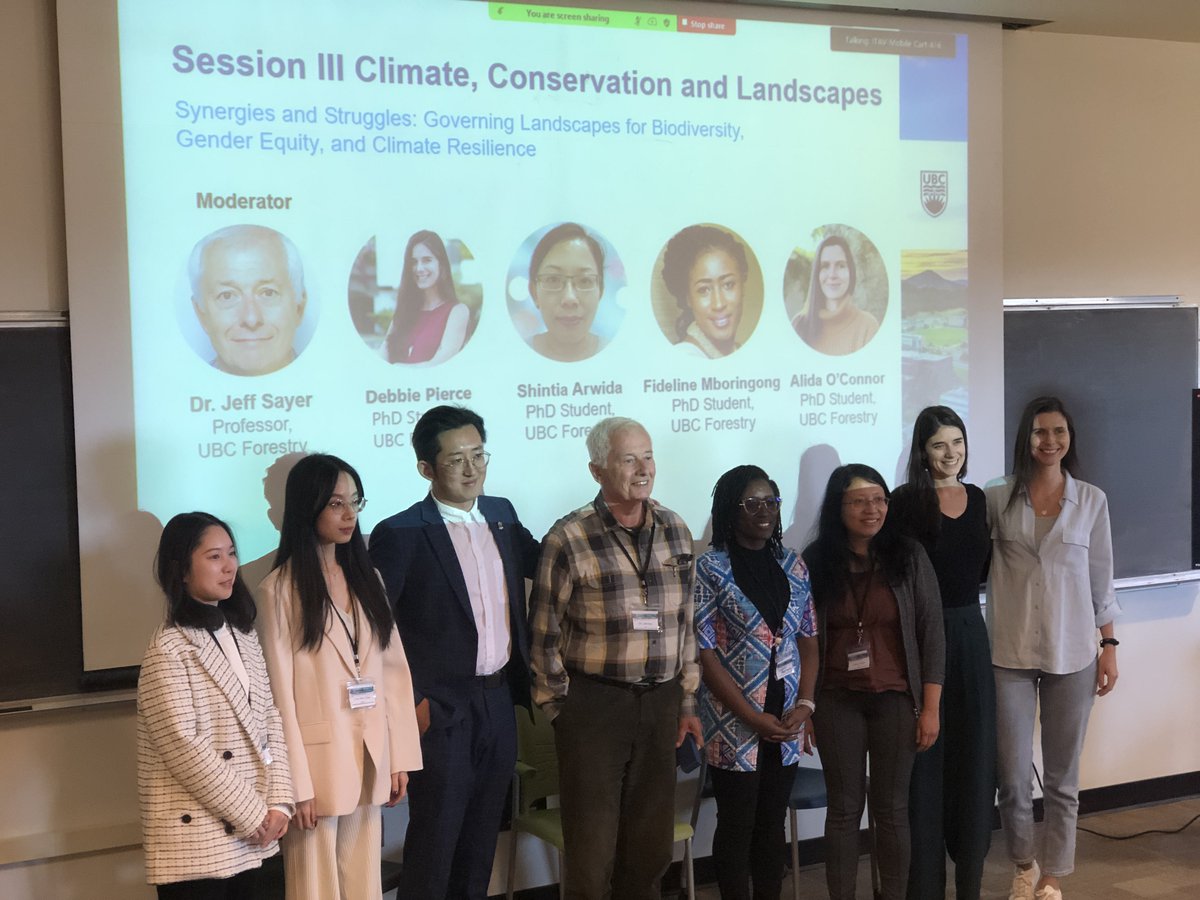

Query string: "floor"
[694, 796, 1200, 899]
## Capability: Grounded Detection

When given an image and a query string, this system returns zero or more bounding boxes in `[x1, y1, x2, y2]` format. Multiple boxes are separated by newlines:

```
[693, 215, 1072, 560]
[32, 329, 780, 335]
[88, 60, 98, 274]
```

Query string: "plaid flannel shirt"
[529, 493, 699, 720]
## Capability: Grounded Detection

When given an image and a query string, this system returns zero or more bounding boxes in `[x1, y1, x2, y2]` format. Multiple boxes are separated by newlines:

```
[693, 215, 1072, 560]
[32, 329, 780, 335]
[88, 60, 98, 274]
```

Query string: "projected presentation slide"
[117, 0, 974, 557]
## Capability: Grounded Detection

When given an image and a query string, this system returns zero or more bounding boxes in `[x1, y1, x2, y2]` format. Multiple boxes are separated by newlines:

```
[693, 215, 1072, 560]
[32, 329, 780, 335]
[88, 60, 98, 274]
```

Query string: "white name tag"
[775, 640, 795, 680]
[631, 609, 662, 632]
[347, 679, 377, 709]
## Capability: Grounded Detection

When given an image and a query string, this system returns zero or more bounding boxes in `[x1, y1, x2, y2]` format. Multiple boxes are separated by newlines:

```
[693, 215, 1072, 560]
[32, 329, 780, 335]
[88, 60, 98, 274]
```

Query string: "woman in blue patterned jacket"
[696, 464, 819, 900]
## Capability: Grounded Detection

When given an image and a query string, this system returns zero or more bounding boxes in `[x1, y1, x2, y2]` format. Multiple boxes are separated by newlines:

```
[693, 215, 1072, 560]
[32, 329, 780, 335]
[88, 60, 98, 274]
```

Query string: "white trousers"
[282, 751, 382, 900]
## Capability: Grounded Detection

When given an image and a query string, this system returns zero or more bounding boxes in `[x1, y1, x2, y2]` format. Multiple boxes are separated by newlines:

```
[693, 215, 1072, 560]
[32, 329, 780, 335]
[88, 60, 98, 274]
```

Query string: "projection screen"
[58, 0, 1003, 671]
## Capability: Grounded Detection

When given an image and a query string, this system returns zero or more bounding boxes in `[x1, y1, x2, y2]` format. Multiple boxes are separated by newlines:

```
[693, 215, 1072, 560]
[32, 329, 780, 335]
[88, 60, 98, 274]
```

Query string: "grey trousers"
[814, 688, 917, 900]
[994, 661, 1096, 877]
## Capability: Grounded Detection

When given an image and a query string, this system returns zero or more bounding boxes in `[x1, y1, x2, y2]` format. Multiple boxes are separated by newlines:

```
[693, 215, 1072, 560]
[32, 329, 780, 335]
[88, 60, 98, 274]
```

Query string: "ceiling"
[728, 0, 1200, 43]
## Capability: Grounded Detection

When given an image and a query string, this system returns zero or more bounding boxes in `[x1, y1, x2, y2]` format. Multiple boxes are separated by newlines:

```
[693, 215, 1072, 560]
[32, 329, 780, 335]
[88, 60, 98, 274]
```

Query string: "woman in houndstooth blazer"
[137, 512, 294, 899]
[256, 454, 421, 900]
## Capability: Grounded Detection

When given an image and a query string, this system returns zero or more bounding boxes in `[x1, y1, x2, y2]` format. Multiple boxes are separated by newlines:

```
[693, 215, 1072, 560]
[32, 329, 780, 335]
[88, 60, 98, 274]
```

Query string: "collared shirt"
[529, 492, 699, 719]
[986, 473, 1121, 674]
[433, 494, 511, 676]
[210, 623, 249, 696]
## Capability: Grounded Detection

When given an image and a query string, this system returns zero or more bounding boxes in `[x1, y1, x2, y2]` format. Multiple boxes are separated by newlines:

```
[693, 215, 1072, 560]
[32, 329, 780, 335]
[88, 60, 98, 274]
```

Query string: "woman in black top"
[890, 406, 995, 900]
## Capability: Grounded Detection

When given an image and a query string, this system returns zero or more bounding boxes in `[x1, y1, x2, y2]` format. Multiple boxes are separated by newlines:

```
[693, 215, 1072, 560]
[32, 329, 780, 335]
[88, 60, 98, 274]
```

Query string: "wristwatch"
[1099, 637, 1120, 648]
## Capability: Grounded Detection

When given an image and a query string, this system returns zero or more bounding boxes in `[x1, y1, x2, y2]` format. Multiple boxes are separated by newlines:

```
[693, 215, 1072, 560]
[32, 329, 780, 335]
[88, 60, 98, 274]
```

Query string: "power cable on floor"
[1031, 762, 1200, 841]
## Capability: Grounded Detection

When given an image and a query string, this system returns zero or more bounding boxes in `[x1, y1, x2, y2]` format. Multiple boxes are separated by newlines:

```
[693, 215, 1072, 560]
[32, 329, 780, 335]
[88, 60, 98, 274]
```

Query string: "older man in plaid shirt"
[530, 416, 703, 900]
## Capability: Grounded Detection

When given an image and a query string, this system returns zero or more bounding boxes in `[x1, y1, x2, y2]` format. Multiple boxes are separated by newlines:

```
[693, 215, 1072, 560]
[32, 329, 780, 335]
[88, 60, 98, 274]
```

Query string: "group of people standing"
[136, 397, 1118, 900]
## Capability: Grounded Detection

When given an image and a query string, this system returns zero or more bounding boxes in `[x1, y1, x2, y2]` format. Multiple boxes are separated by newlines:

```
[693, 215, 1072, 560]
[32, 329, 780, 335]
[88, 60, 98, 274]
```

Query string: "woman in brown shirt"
[803, 464, 944, 900]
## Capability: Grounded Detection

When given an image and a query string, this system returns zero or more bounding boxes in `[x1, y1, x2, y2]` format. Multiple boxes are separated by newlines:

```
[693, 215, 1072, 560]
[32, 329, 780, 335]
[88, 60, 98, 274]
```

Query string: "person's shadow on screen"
[239, 452, 305, 592]
[80, 440, 164, 656]
[783, 443, 842, 553]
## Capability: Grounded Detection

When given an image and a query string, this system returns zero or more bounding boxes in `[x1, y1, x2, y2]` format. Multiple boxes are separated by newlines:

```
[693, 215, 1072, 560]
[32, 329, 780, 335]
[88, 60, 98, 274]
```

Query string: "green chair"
[506, 705, 696, 900]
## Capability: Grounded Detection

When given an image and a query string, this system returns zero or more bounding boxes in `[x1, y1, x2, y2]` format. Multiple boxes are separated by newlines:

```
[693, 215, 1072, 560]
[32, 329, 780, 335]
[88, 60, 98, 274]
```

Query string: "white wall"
[1002, 29, 1200, 791]
[0, 0, 65, 313]
[1003, 31, 1200, 302]
[1, 11, 1198, 896]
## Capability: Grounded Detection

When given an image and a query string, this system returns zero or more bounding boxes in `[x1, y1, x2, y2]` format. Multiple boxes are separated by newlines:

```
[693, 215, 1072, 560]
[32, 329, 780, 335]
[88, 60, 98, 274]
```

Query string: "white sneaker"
[1009, 862, 1040, 900]
[1034, 886, 1063, 900]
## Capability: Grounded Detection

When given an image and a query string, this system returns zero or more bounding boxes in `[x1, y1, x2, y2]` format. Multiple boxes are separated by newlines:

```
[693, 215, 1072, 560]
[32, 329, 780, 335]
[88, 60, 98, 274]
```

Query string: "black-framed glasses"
[327, 496, 367, 514]
[439, 450, 491, 472]
[739, 497, 782, 515]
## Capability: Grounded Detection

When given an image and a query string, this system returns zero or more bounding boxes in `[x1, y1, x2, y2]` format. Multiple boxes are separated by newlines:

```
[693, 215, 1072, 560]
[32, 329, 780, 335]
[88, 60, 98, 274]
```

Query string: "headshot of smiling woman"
[790, 230, 885, 357]
[382, 230, 470, 366]
[651, 224, 764, 358]
[524, 222, 611, 362]
[660, 225, 755, 359]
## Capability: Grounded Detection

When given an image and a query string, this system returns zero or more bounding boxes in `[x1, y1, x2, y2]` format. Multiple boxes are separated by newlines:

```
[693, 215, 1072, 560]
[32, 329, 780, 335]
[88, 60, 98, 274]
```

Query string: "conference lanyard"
[332, 600, 362, 680]
[614, 517, 657, 605]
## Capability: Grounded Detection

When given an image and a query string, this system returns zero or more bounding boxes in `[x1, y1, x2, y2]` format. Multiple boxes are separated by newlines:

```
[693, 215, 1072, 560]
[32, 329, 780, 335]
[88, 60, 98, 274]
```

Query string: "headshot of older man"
[189, 224, 308, 376]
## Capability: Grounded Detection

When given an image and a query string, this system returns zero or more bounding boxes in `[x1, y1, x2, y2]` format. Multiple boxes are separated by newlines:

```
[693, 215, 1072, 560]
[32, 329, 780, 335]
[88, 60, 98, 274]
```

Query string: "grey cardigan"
[804, 539, 945, 713]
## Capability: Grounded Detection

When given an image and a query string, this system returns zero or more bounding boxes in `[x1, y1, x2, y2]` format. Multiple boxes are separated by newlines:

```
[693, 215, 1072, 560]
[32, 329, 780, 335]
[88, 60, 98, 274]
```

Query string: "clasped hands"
[251, 809, 289, 846]
[751, 706, 815, 754]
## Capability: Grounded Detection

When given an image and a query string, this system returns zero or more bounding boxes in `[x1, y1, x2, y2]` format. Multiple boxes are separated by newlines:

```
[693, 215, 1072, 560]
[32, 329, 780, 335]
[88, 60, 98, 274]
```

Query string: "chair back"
[514, 705, 560, 814]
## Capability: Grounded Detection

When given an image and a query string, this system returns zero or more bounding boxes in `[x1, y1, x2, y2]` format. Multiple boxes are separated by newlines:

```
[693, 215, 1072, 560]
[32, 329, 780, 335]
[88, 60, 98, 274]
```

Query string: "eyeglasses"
[842, 495, 889, 511]
[535, 274, 600, 295]
[739, 497, 782, 515]
[327, 496, 367, 514]
[439, 450, 491, 472]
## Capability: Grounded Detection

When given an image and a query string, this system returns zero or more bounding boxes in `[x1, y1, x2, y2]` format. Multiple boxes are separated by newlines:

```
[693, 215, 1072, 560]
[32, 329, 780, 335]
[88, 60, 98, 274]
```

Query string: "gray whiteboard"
[1003, 303, 1197, 580]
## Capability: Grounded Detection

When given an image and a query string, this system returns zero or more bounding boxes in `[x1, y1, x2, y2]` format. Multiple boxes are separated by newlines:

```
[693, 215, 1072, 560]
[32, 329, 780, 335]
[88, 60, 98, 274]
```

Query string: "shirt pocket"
[1057, 528, 1092, 575]
[991, 522, 1022, 544]
[578, 570, 638, 624]
[1062, 528, 1091, 549]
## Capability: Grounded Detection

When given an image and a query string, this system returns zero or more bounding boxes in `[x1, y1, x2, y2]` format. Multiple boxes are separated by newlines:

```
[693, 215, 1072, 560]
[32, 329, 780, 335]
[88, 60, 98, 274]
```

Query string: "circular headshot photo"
[784, 225, 887, 357]
[507, 222, 626, 363]
[348, 230, 480, 366]
[179, 224, 317, 376]
[651, 224, 763, 359]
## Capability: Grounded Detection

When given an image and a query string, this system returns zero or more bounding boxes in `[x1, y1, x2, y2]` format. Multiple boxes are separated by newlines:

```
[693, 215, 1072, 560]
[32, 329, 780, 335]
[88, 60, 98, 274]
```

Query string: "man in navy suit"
[369, 405, 540, 900]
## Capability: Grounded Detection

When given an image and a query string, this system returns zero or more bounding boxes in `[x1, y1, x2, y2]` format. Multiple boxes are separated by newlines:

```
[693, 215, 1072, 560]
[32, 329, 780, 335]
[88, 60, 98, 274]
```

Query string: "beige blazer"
[137, 624, 293, 884]
[255, 567, 422, 816]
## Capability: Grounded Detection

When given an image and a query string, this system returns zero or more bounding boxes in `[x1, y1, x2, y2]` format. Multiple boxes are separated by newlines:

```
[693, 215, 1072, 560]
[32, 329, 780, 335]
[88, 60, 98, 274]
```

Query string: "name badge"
[847, 635, 871, 672]
[347, 679, 377, 709]
[631, 609, 662, 632]
[774, 639, 796, 680]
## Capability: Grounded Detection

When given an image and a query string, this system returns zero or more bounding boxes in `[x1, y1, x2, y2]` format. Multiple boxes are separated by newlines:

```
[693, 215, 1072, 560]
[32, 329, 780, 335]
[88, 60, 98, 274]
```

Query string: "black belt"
[574, 671, 666, 694]
[477, 670, 507, 689]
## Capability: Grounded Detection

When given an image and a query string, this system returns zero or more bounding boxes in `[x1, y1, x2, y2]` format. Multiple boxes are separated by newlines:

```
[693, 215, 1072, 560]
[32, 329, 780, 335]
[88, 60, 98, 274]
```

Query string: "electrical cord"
[1031, 762, 1200, 840]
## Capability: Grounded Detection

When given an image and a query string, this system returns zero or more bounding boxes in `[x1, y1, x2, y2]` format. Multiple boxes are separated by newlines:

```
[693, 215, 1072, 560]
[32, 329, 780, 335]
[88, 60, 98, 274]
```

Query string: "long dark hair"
[1005, 395, 1079, 512]
[661, 225, 748, 341]
[796, 234, 857, 344]
[710, 464, 783, 558]
[386, 230, 458, 363]
[804, 464, 910, 606]
[155, 512, 256, 633]
[892, 405, 969, 550]
[273, 454, 394, 651]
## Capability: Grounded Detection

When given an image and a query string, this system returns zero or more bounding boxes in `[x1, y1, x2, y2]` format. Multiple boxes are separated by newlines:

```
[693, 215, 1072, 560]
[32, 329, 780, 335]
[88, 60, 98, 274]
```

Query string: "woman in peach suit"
[257, 454, 422, 900]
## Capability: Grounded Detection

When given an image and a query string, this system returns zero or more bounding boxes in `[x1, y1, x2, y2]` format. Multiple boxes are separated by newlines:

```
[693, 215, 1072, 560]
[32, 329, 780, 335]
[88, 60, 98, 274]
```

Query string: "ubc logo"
[921, 170, 948, 217]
